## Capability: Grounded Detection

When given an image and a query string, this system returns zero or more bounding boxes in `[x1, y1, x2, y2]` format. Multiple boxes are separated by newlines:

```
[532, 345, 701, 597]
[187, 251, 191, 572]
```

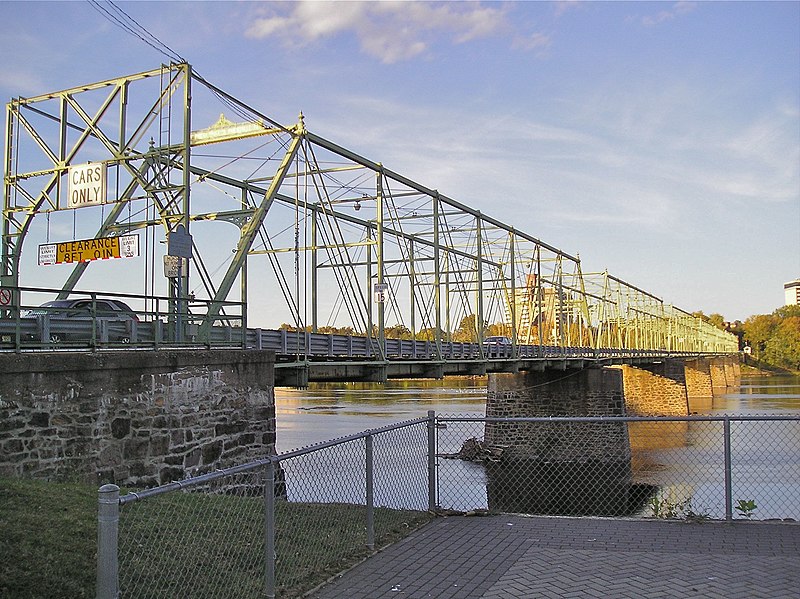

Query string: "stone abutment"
[0, 350, 275, 487]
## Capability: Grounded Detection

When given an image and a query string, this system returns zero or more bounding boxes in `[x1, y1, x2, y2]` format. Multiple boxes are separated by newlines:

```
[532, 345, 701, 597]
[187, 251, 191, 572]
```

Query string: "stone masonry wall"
[0, 350, 275, 487]
[684, 358, 713, 398]
[710, 358, 729, 389]
[724, 358, 741, 386]
[485, 368, 629, 462]
[615, 360, 689, 416]
[484, 367, 632, 515]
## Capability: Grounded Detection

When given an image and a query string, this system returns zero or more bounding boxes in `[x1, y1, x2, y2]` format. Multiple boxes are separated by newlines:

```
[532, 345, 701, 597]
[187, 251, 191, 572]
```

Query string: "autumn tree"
[742, 305, 800, 370]
[743, 314, 778, 358]
[764, 317, 800, 370]
[453, 314, 483, 342]
[385, 324, 412, 339]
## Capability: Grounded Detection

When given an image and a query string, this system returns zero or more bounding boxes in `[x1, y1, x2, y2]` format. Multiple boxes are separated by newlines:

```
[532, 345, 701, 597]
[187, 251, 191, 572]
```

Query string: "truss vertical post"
[536, 246, 543, 350]
[433, 193, 442, 357]
[182, 64, 193, 332]
[311, 208, 318, 332]
[175, 63, 193, 343]
[376, 168, 385, 359]
[509, 229, 517, 356]
[556, 256, 564, 351]
[476, 214, 484, 346]
[366, 224, 373, 345]
[1, 100, 14, 291]
[575, 258, 593, 349]
[445, 251, 451, 343]
[409, 238, 416, 344]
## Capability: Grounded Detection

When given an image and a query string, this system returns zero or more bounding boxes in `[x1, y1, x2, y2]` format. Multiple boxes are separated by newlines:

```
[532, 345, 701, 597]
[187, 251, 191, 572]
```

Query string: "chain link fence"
[97, 418, 433, 599]
[435, 414, 800, 521]
[97, 413, 799, 598]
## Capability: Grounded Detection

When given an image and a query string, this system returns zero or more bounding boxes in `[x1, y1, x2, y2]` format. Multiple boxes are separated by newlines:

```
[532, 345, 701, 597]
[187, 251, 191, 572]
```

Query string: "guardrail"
[253, 329, 683, 360]
[1, 287, 730, 360]
[0, 286, 245, 350]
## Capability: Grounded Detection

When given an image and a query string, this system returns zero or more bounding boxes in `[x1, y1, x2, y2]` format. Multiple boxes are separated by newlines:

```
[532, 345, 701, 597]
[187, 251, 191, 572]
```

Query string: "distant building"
[506, 275, 575, 344]
[785, 279, 800, 306]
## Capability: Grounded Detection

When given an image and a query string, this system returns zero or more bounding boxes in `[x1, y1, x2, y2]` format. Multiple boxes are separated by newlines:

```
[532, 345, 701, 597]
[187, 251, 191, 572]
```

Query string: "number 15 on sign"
[373, 283, 388, 304]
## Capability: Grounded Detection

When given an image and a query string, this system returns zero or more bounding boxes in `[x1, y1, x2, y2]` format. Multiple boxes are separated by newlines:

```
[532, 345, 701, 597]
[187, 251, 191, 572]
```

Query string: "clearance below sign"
[38, 235, 139, 266]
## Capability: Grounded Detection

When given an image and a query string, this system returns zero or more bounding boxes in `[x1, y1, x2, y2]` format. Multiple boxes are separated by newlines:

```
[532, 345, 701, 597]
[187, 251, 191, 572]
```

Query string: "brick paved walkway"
[310, 516, 800, 598]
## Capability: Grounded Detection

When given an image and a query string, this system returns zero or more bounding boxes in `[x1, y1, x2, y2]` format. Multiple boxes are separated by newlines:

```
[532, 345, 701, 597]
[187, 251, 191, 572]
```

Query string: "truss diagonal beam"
[200, 122, 304, 332]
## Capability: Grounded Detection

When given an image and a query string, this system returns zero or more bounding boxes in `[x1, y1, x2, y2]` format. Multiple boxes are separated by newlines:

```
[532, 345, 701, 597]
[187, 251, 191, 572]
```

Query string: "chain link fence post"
[427, 410, 437, 512]
[96, 484, 120, 599]
[366, 433, 375, 551]
[723, 416, 733, 521]
[264, 458, 276, 599]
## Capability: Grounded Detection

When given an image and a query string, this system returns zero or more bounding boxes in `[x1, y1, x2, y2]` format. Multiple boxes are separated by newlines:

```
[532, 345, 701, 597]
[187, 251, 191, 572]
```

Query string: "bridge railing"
[0, 286, 246, 350]
[96, 413, 799, 598]
[1, 287, 733, 360]
[250, 328, 705, 361]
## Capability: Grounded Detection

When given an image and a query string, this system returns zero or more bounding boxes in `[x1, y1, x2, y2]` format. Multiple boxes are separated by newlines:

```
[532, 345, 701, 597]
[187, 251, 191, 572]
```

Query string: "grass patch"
[1, 477, 433, 598]
[0, 477, 97, 599]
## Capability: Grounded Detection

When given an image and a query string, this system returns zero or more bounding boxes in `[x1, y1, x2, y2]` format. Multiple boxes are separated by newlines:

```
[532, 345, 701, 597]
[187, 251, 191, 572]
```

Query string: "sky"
[0, 0, 798, 323]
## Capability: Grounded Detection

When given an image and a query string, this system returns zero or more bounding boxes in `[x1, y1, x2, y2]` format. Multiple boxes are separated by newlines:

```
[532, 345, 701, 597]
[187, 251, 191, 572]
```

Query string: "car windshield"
[24, 300, 76, 316]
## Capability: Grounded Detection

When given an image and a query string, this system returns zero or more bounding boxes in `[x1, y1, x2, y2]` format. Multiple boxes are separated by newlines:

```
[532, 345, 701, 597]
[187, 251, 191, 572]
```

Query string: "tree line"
[280, 304, 800, 372]
[695, 305, 800, 372]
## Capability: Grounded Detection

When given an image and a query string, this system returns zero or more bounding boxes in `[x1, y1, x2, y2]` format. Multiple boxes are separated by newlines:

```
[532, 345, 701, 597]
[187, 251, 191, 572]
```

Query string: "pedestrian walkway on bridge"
[311, 515, 799, 598]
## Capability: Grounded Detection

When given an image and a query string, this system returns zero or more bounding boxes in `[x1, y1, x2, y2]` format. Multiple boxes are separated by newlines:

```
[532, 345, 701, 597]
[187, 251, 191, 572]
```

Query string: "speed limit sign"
[373, 283, 388, 303]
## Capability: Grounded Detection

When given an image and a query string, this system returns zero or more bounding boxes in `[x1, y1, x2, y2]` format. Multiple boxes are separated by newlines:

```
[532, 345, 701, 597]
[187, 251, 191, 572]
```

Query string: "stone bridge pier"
[484, 368, 633, 515]
[483, 355, 740, 515]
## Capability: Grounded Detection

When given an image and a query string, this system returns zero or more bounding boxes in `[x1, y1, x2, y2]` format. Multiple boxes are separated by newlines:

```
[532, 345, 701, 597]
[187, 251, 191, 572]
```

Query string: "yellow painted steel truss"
[2, 63, 738, 355]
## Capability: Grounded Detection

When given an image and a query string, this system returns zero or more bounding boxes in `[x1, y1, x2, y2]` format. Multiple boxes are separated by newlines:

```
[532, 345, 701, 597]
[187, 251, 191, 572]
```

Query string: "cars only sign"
[68, 162, 106, 208]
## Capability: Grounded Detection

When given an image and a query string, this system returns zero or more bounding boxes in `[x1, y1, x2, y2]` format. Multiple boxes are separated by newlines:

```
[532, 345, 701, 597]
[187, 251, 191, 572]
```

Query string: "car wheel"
[49, 333, 62, 344]
[120, 337, 131, 344]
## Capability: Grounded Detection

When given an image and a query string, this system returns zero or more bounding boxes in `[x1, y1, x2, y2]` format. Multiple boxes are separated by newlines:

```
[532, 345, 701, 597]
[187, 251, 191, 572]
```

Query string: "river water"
[274, 374, 800, 518]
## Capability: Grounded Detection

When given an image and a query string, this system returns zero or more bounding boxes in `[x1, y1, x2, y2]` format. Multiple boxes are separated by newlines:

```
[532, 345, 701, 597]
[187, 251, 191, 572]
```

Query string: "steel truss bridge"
[2, 63, 737, 381]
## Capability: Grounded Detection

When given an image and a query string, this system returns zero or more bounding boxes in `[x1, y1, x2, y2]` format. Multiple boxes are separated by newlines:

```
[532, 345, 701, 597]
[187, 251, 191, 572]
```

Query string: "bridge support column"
[684, 358, 713, 398]
[710, 356, 740, 390]
[483, 368, 633, 515]
[614, 360, 689, 416]
[724, 356, 741, 386]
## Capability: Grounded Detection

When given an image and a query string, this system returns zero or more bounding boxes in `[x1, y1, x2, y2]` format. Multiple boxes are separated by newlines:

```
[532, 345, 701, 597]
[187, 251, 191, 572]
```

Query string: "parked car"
[483, 335, 512, 346]
[23, 298, 139, 344]
[482, 335, 512, 356]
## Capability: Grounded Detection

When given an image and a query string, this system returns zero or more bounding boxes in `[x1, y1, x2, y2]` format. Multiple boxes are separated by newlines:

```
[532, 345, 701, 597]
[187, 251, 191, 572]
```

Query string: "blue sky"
[1, 0, 798, 322]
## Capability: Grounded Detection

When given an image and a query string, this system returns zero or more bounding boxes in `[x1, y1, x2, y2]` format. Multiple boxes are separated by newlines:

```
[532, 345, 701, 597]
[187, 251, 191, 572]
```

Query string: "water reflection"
[275, 378, 487, 452]
[275, 375, 800, 519]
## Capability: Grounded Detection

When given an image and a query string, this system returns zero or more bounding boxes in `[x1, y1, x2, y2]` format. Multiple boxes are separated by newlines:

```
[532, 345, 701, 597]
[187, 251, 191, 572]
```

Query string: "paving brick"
[309, 516, 800, 599]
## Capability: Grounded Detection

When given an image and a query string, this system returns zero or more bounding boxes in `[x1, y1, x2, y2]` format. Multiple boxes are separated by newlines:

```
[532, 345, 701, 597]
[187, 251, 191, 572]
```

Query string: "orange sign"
[38, 235, 139, 266]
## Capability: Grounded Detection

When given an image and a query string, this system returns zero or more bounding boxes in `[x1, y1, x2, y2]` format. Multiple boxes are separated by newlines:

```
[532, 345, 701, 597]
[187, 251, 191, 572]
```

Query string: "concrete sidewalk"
[310, 515, 800, 598]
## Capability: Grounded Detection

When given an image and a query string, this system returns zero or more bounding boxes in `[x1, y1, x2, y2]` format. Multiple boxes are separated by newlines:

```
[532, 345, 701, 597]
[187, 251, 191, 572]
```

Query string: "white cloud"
[244, 1, 538, 63]
[305, 77, 799, 242]
[639, 1, 697, 27]
[512, 32, 552, 53]
[553, 1, 582, 19]
[0, 68, 44, 96]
